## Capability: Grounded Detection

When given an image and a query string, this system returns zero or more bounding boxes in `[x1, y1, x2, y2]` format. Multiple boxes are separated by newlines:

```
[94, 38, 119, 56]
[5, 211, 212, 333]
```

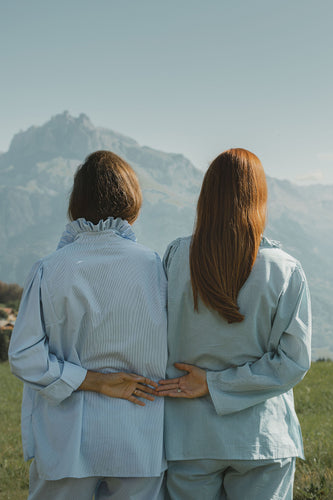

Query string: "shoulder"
[21, 259, 44, 291]
[259, 236, 300, 265]
[122, 239, 163, 267]
[39, 247, 66, 273]
[257, 236, 306, 285]
[163, 236, 191, 272]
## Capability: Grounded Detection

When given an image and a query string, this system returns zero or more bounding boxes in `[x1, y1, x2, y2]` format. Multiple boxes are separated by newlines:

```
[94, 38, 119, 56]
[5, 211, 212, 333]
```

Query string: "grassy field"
[0, 362, 29, 500]
[293, 361, 333, 499]
[0, 361, 332, 500]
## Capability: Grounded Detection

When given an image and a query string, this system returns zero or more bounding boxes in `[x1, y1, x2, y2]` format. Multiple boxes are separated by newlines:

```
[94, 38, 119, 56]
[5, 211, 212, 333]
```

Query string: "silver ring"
[177, 388, 182, 393]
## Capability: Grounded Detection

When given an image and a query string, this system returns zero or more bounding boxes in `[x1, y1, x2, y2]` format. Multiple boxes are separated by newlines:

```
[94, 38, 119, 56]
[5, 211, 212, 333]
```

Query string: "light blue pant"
[28, 460, 165, 500]
[166, 457, 296, 500]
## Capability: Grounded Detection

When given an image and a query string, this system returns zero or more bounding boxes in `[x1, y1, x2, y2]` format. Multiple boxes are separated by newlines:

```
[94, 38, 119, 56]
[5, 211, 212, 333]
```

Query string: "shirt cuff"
[38, 363, 87, 405]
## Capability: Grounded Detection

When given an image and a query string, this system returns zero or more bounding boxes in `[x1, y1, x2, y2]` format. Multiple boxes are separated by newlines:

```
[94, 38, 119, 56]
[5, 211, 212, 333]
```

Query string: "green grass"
[0, 361, 332, 499]
[294, 361, 333, 499]
[0, 362, 29, 500]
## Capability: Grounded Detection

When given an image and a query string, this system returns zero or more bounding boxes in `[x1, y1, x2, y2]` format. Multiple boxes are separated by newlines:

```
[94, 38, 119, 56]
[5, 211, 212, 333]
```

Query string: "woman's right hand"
[78, 371, 158, 406]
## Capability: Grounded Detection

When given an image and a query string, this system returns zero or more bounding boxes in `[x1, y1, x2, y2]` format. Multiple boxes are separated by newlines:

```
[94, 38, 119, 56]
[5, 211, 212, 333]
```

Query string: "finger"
[156, 383, 179, 392]
[134, 390, 155, 401]
[156, 390, 187, 398]
[128, 395, 146, 406]
[158, 377, 180, 385]
[136, 383, 157, 394]
[128, 373, 146, 380]
[174, 362, 193, 372]
[128, 374, 158, 389]
[144, 378, 159, 389]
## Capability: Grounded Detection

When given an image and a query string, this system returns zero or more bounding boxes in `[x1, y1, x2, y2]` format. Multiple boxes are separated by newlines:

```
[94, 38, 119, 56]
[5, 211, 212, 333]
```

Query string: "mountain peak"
[6, 112, 99, 166]
[48, 111, 94, 130]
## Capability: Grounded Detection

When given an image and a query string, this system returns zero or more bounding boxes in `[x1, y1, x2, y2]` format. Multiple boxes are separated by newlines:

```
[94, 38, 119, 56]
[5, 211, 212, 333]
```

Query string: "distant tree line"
[0, 280, 23, 311]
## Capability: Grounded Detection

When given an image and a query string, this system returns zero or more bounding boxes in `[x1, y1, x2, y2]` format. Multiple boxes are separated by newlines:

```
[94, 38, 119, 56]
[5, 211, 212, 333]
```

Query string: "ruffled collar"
[260, 235, 281, 248]
[57, 217, 136, 250]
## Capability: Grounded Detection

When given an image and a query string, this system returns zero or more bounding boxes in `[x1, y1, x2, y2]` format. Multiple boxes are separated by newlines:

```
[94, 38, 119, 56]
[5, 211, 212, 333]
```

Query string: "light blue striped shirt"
[9, 218, 168, 479]
[163, 236, 311, 461]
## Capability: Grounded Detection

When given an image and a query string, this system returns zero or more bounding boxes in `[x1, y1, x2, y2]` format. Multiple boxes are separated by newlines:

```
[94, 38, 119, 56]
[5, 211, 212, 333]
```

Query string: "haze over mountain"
[0, 112, 332, 359]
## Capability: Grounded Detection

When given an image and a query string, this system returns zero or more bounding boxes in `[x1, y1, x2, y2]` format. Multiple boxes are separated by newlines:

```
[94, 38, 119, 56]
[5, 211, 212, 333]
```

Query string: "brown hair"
[190, 148, 267, 323]
[68, 150, 142, 224]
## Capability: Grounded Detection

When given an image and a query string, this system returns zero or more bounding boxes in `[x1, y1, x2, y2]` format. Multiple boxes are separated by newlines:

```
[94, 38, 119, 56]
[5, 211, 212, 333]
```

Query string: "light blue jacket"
[9, 218, 168, 479]
[163, 236, 311, 460]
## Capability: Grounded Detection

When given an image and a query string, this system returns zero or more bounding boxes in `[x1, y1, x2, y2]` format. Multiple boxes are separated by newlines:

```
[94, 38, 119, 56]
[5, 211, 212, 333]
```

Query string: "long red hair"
[190, 148, 267, 323]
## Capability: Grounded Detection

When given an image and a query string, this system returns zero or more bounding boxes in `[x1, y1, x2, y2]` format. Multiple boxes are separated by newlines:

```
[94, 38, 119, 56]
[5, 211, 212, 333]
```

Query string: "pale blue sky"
[1, 0, 332, 184]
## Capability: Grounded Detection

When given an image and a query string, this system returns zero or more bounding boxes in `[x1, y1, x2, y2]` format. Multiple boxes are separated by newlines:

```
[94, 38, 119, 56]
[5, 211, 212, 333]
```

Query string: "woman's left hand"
[156, 363, 209, 398]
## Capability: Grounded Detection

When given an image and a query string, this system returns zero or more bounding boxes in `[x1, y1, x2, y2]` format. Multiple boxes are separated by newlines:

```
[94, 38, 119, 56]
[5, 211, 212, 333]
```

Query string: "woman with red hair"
[158, 148, 311, 500]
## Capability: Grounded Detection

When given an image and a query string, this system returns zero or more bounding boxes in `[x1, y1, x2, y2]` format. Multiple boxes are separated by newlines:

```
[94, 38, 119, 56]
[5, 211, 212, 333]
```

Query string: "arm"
[158, 265, 312, 415]
[8, 262, 88, 405]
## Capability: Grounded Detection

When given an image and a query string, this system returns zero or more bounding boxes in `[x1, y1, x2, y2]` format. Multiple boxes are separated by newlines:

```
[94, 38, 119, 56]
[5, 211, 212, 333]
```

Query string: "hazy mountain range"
[0, 112, 332, 360]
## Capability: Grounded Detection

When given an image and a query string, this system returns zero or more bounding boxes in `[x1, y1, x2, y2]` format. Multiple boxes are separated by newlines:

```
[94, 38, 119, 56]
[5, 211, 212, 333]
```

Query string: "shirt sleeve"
[206, 264, 312, 416]
[8, 261, 87, 405]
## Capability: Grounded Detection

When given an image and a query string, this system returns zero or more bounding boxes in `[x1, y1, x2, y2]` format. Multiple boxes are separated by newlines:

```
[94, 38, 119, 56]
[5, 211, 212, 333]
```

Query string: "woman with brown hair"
[158, 148, 311, 500]
[9, 151, 167, 499]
